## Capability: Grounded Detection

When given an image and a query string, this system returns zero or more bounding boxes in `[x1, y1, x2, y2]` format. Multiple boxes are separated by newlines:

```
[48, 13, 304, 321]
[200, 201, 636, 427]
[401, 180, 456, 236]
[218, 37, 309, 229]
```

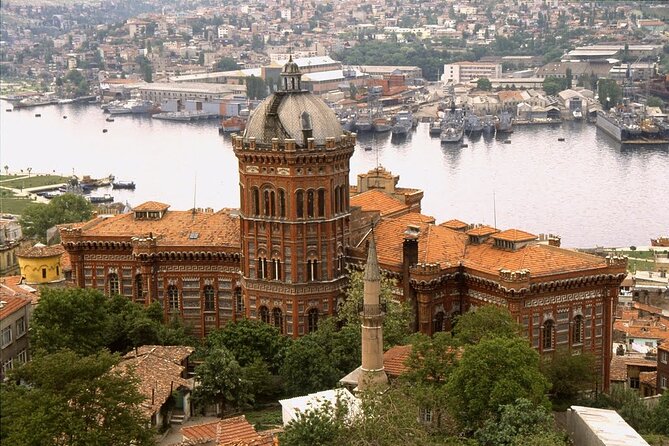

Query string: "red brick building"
[60, 59, 626, 389]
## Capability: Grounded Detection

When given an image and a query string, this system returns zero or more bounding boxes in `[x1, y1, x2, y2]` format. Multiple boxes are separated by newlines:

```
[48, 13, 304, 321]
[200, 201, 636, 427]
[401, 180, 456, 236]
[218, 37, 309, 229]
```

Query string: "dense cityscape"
[1, 1, 669, 445]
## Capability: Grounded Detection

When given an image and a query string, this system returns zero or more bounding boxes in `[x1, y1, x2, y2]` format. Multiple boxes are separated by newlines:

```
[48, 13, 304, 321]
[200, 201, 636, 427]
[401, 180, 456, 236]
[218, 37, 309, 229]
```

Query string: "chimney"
[403, 225, 419, 332]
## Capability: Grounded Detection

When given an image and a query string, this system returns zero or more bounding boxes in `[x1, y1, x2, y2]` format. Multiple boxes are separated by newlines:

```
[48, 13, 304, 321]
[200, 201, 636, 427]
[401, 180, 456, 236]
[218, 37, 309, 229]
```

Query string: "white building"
[279, 389, 359, 426]
[442, 62, 502, 84]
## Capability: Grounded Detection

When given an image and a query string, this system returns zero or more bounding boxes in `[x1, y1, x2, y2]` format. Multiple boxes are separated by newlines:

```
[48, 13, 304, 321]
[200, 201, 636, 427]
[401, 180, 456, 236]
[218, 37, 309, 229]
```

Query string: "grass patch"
[618, 250, 657, 260]
[0, 196, 35, 215]
[0, 175, 69, 189]
[628, 258, 656, 273]
[244, 406, 283, 431]
[643, 434, 669, 446]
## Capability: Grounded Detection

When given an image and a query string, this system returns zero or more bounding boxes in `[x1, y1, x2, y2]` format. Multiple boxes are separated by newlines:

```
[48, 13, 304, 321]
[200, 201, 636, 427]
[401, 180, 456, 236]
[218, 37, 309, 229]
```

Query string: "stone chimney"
[358, 234, 388, 391]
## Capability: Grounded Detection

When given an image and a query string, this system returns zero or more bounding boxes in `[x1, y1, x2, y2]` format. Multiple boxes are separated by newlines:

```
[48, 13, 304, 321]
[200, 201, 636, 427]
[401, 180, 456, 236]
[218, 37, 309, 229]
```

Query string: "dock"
[152, 111, 219, 121]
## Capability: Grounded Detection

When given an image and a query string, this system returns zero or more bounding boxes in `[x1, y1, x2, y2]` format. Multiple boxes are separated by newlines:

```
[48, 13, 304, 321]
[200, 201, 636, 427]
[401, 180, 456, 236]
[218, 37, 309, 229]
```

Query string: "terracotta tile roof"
[613, 319, 669, 342]
[633, 302, 666, 316]
[640, 371, 657, 387]
[463, 242, 609, 278]
[492, 229, 537, 242]
[216, 415, 261, 446]
[373, 213, 466, 270]
[466, 225, 499, 237]
[182, 421, 217, 443]
[383, 345, 412, 378]
[440, 219, 468, 230]
[349, 189, 409, 217]
[133, 201, 170, 212]
[0, 293, 31, 319]
[17, 243, 64, 258]
[114, 345, 194, 418]
[66, 208, 241, 248]
[0, 275, 39, 309]
[610, 355, 627, 382]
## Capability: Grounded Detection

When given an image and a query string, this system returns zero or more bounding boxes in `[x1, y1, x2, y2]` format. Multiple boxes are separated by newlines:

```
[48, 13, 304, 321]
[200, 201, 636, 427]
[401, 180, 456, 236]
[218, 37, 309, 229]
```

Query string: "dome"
[282, 56, 301, 74]
[243, 91, 344, 147]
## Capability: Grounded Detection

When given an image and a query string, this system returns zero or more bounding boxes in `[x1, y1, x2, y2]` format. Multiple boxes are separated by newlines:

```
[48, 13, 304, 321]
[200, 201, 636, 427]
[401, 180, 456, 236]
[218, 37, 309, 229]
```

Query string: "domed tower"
[232, 58, 356, 338]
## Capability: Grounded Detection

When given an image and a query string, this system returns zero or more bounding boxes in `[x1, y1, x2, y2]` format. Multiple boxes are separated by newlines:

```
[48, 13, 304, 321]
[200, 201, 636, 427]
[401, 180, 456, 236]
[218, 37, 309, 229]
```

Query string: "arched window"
[434, 312, 445, 333]
[252, 187, 260, 216]
[135, 274, 143, 299]
[542, 320, 554, 351]
[317, 189, 325, 217]
[279, 189, 286, 218]
[271, 258, 282, 281]
[235, 288, 244, 315]
[259, 306, 270, 324]
[339, 186, 345, 213]
[307, 190, 314, 218]
[307, 259, 318, 282]
[572, 315, 583, 345]
[307, 308, 319, 333]
[334, 186, 340, 214]
[270, 191, 276, 217]
[264, 189, 270, 216]
[273, 308, 283, 333]
[167, 285, 179, 312]
[203, 285, 215, 312]
[257, 257, 268, 279]
[296, 190, 304, 218]
[108, 273, 119, 296]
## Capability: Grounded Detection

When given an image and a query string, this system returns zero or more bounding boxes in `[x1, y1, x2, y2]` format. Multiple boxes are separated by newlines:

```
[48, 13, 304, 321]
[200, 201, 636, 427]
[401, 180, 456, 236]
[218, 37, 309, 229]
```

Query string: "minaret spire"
[358, 233, 388, 391]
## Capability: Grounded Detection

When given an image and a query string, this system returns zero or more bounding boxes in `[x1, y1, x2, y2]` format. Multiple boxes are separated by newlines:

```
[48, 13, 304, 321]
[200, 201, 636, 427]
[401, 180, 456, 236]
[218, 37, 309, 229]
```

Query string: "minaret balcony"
[358, 302, 387, 317]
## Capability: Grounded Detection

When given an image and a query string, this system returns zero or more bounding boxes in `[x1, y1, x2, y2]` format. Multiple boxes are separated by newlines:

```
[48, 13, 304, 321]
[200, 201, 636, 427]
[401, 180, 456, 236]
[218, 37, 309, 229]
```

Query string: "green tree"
[543, 76, 567, 96]
[205, 318, 289, 372]
[646, 96, 665, 109]
[20, 193, 93, 242]
[651, 391, 669, 435]
[477, 77, 492, 91]
[541, 349, 596, 406]
[246, 75, 267, 100]
[0, 350, 153, 446]
[452, 305, 522, 345]
[215, 56, 239, 71]
[31, 288, 110, 356]
[598, 78, 622, 110]
[445, 337, 551, 431]
[192, 346, 253, 415]
[565, 68, 573, 89]
[280, 334, 340, 396]
[475, 398, 568, 446]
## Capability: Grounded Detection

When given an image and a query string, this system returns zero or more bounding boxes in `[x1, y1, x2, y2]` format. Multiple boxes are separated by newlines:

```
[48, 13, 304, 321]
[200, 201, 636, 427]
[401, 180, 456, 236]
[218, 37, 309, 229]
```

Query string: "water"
[1, 101, 667, 248]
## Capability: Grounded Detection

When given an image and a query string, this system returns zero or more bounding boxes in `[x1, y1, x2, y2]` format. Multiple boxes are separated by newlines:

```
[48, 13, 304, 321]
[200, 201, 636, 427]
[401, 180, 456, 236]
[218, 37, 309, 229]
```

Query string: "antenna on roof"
[493, 190, 497, 229]
[192, 173, 197, 218]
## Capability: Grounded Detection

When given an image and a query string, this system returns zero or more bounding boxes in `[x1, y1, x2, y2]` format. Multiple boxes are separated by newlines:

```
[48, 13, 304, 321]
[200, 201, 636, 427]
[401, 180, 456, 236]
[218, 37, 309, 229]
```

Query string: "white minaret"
[358, 234, 388, 391]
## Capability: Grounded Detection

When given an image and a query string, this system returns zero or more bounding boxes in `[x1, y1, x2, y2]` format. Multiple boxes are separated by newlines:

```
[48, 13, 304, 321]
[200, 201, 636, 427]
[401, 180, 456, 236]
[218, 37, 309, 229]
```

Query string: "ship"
[495, 110, 513, 134]
[651, 236, 669, 247]
[108, 99, 156, 115]
[440, 123, 464, 144]
[391, 110, 413, 135]
[596, 110, 642, 142]
[355, 111, 372, 132]
[87, 194, 114, 204]
[572, 108, 583, 120]
[464, 114, 483, 136]
[429, 119, 442, 136]
[482, 115, 495, 134]
[112, 181, 136, 190]
[218, 116, 247, 134]
[372, 115, 392, 133]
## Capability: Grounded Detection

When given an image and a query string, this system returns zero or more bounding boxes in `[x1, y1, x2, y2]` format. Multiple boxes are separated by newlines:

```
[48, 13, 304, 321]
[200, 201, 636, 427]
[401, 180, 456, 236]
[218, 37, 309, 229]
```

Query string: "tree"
[280, 334, 340, 396]
[477, 77, 492, 91]
[445, 337, 551, 431]
[215, 56, 239, 71]
[543, 76, 567, 96]
[452, 305, 522, 345]
[0, 350, 153, 446]
[646, 96, 665, 109]
[475, 398, 568, 446]
[565, 68, 573, 89]
[192, 346, 253, 415]
[651, 391, 669, 435]
[246, 75, 267, 100]
[31, 287, 110, 356]
[597, 78, 622, 110]
[541, 349, 596, 406]
[20, 193, 93, 242]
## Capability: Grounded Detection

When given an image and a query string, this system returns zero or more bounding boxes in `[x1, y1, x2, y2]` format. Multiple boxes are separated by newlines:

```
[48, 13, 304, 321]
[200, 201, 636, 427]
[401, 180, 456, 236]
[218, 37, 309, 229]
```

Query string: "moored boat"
[651, 236, 669, 247]
[495, 110, 513, 134]
[464, 114, 483, 136]
[392, 110, 413, 135]
[218, 116, 247, 134]
[87, 194, 114, 204]
[372, 116, 392, 133]
[429, 119, 442, 136]
[112, 181, 136, 190]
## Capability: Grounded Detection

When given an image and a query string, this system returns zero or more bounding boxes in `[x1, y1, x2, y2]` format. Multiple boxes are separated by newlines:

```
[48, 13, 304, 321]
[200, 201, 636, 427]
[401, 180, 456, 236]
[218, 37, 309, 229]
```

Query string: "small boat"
[35, 113, 41, 117]
[6, 109, 12, 112]
[106, 117, 115, 122]
[392, 110, 413, 135]
[112, 181, 136, 190]
[558, 138, 565, 142]
[429, 119, 442, 136]
[87, 194, 114, 204]
[363, 146, 373, 152]
[651, 236, 669, 247]
[218, 116, 247, 134]
[461, 143, 468, 148]
[572, 108, 583, 120]
[503, 139, 511, 144]
[103, 129, 108, 133]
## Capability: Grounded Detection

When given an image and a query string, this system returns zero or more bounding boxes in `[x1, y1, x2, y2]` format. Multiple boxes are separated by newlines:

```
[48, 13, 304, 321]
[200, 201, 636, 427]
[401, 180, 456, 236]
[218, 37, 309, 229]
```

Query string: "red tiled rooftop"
[0, 275, 38, 311]
[17, 243, 64, 258]
[350, 189, 409, 217]
[133, 201, 170, 212]
[383, 345, 412, 378]
[440, 219, 468, 230]
[492, 229, 537, 242]
[217, 415, 261, 446]
[466, 225, 499, 237]
[181, 421, 217, 442]
[0, 293, 31, 319]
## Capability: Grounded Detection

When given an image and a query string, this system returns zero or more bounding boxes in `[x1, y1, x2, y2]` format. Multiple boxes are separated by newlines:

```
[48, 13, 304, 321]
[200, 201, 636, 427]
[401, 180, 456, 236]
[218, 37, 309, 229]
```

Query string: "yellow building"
[17, 243, 65, 285]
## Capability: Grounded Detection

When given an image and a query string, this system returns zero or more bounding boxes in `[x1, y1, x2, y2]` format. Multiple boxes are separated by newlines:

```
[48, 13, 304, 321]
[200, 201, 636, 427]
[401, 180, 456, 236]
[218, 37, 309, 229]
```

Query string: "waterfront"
[1, 100, 667, 248]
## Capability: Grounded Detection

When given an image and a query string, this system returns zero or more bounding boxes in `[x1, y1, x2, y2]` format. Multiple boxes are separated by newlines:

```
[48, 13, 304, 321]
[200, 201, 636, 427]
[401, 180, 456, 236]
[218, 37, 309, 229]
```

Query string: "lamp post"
[27, 167, 32, 178]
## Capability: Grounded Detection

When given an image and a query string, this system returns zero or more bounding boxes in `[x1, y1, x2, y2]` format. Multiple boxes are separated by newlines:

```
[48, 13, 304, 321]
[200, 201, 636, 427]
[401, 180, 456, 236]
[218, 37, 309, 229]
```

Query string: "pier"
[152, 111, 219, 121]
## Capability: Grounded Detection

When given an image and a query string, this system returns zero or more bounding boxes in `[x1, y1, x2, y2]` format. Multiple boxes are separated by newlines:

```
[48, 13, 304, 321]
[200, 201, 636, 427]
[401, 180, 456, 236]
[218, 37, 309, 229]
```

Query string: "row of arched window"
[257, 306, 318, 333]
[249, 186, 348, 219]
[256, 257, 320, 282]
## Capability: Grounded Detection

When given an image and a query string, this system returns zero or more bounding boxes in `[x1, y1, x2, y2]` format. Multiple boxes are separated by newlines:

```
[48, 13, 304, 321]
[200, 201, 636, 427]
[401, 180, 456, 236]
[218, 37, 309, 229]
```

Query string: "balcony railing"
[358, 302, 387, 317]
